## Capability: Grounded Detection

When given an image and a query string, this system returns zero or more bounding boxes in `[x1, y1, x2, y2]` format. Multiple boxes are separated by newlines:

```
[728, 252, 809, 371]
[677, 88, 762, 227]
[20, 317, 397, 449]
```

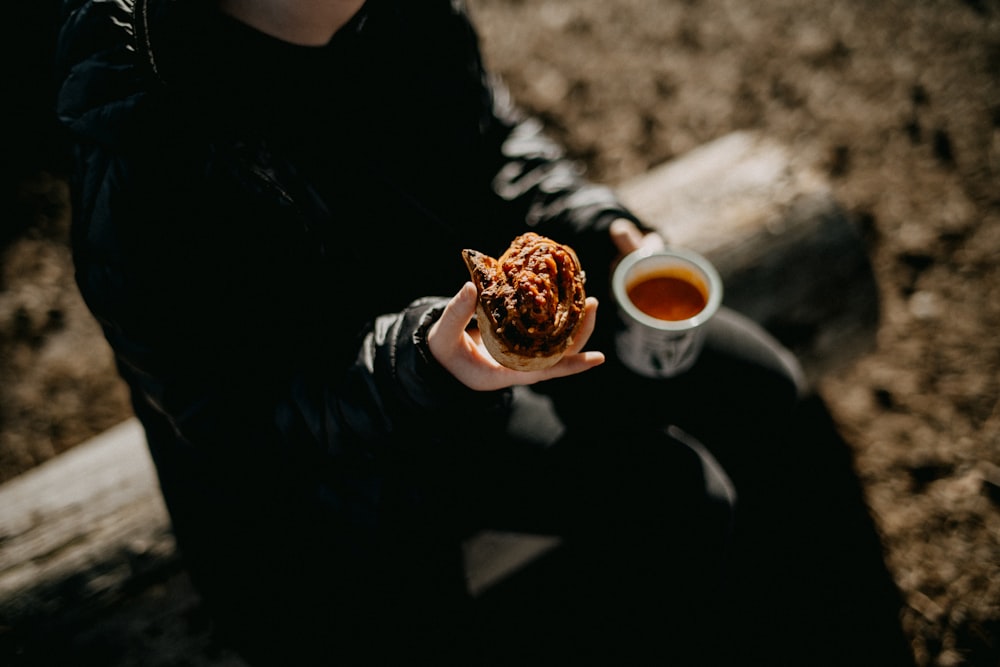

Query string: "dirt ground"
[2, 1, 999, 665]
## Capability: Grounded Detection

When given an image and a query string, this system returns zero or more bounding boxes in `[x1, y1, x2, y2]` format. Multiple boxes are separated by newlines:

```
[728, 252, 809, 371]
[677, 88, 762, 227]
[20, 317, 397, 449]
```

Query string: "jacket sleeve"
[276, 297, 512, 465]
[64, 132, 510, 475]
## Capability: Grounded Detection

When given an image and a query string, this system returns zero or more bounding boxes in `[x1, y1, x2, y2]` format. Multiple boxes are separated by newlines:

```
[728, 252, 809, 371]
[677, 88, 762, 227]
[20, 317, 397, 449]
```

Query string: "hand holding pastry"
[461, 232, 589, 371]
[426, 231, 605, 391]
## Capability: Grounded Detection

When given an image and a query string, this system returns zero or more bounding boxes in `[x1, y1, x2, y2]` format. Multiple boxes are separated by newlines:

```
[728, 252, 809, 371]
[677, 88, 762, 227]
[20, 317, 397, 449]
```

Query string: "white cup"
[611, 247, 723, 378]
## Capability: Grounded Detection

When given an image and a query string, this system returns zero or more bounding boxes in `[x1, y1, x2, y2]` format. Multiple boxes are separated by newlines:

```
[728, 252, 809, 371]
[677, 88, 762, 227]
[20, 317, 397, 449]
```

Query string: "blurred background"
[2, 1, 998, 665]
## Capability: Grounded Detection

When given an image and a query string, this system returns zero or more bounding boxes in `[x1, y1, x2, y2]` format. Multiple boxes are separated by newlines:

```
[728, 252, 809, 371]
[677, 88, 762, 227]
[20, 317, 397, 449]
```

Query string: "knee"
[667, 424, 737, 540]
[707, 307, 810, 409]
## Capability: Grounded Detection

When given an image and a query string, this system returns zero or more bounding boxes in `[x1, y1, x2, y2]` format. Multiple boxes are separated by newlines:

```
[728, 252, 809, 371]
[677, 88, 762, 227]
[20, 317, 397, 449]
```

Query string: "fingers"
[428, 284, 604, 392]
[610, 218, 666, 254]
[435, 281, 477, 338]
[426, 282, 479, 369]
[564, 297, 599, 355]
[549, 350, 606, 377]
[518, 349, 605, 385]
[610, 218, 646, 254]
[550, 298, 605, 375]
[517, 298, 604, 384]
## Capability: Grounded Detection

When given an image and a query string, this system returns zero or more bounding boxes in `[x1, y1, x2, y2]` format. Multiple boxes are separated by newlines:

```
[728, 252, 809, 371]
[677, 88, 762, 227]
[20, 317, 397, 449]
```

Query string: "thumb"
[436, 282, 478, 337]
[610, 218, 646, 254]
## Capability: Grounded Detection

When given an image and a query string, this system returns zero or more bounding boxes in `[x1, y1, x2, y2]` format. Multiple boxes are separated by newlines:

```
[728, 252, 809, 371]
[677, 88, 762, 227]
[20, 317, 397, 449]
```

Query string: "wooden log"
[0, 131, 880, 644]
[0, 419, 176, 625]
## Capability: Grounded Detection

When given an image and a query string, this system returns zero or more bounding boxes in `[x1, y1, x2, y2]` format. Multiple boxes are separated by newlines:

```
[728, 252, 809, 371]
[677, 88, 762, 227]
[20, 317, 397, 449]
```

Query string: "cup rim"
[612, 246, 724, 331]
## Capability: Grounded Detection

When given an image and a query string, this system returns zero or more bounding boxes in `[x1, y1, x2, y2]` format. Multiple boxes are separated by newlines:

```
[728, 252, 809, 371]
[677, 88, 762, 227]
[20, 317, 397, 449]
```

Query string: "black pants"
[435, 307, 911, 666]
[149, 307, 912, 666]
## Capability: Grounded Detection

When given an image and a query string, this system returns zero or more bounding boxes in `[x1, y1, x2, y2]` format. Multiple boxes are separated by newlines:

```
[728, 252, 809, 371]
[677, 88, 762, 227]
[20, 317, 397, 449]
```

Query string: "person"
[53, 0, 913, 664]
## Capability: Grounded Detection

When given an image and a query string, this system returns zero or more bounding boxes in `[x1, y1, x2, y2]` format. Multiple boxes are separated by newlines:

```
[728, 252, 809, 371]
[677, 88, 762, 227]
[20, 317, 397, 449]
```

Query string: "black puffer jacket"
[55, 0, 642, 636]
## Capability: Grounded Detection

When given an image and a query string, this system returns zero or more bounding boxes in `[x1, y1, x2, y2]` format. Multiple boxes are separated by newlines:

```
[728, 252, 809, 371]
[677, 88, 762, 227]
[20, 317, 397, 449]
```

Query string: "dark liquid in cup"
[627, 273, 707, 321]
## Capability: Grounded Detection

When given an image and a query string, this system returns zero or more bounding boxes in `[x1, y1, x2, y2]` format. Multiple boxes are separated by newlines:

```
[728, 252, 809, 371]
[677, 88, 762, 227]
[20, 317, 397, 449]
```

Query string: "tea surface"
[627, 274, 707, 321]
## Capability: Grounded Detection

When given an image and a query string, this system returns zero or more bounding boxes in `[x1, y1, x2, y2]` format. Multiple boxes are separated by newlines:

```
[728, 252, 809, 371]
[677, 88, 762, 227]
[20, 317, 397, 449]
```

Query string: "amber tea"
[626, 271, 708, 322]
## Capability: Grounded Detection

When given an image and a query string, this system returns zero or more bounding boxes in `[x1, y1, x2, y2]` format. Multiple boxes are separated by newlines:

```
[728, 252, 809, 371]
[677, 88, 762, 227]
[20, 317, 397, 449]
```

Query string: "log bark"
[0, 131, 880, 636]
[0, 420, 175, 626]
